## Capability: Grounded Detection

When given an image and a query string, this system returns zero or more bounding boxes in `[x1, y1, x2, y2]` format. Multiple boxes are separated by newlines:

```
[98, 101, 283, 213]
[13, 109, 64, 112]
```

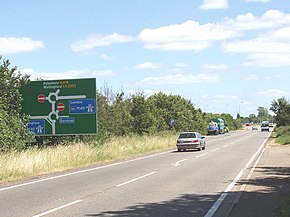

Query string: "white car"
[261, 121, 270, 132]
[176, 132, 206, 152]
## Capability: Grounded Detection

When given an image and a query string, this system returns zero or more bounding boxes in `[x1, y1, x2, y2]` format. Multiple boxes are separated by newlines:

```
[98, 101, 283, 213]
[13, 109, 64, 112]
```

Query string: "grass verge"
[0, 132, 178, 184]
[278, 194, 290, 217]
[271, 126, 290, 145]
[273, 126, 290, 217]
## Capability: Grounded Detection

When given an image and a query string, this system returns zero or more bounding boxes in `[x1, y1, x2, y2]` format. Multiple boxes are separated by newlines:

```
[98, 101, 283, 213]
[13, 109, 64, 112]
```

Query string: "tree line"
[1, 57, 289, 151]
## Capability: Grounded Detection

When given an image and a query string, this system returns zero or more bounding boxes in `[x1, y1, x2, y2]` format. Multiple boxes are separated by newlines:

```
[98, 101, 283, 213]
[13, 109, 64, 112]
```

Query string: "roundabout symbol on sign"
[31, 89, 86, 134]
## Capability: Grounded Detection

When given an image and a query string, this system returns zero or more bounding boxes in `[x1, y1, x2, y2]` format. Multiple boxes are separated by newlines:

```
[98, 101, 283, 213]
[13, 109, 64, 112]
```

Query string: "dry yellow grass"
[0, 132, 178, 183]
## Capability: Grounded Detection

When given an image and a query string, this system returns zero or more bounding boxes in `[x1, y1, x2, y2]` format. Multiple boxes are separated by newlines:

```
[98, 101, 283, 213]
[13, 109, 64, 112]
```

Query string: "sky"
[1, 0, 290, 117]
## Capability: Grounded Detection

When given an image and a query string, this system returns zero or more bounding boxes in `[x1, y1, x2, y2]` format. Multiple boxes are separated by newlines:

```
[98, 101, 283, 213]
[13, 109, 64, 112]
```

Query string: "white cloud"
[71, 33, 135, 52]
[223, 39, 290, 54]
[139, 20, 238, 52]
[20, 68, 35, 77]
[100, 54, 113, 60]
[139, 73, 219, 85]
[174, 62, 188, 68]
[266, 27, 290, 42]
[244, 73, 281, 80]
[264, 74, 281, 80]
[245, 0, 271, 2]
[244, 74, 258, 80]
[199, 0, 228, 10]
[223, 25, 290, 67]
[201, 94, 239, 102]
[135, 62, 162, 70]
[0, 37, 44, 54]
[224, 10, 290, 31]
[244, 53, 290, 67]
[20, 68, 115, 80]
[257, 89, 289, 97]
[202, 63, 229, 71]
[126, 89, 173, 97]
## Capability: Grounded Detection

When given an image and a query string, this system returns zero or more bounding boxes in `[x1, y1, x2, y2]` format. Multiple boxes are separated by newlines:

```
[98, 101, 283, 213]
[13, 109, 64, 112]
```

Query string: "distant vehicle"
[261, 121, 270, 132]
[269, 123, 274, 127]
[252, 126, 258, 130]
[176, 132, 206, 152]
[207, 118, 225, 135]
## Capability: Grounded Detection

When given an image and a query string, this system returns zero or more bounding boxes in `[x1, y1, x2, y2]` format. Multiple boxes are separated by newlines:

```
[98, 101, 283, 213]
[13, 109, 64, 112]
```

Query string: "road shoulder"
[229, 139, 290, 217]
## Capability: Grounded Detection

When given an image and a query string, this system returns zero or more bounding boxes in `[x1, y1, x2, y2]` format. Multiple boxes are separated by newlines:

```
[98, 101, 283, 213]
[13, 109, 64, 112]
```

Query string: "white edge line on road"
[204, 132, 271, 217]
[32, 199, 82, 217]
[204, 169, 244, 217]
[116, 172, 156, 187]
[196, 153, 208, 158]
[0, 150, 171, 192]
[232, 133, 270, 206]
[223, 144, 229, 147]
[234, 147, 266, 204]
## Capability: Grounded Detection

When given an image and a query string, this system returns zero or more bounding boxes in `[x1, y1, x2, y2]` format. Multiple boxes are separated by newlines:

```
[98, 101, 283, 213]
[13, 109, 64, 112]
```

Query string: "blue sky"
[1, 0, 290, 117]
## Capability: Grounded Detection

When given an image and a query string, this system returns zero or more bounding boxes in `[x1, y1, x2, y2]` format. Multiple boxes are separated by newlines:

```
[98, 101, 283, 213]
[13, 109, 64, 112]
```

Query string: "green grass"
[278, 193, 290, 217]
[272, 126, 290, 145]
[274, 125, 290, 217]
[0, 132, 179, 184]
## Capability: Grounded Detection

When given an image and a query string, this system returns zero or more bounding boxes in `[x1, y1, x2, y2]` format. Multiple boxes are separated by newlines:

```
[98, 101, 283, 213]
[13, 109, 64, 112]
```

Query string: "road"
[0, 129, 271, 217]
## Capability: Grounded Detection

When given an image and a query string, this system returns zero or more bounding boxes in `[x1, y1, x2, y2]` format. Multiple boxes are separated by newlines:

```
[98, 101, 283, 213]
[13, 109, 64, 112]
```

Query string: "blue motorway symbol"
[28, 120, 45, 134]
[69, 99, 96, 114]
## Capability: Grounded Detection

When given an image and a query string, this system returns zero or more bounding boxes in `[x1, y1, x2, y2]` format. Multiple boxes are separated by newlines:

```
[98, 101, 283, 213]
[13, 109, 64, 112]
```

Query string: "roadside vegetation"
[0, 132, 178, 183]
[278, 193, 290, 217]
[274, 125, 290, 217]
[272, 126, 290, 145]
[269, 97, 290, 217]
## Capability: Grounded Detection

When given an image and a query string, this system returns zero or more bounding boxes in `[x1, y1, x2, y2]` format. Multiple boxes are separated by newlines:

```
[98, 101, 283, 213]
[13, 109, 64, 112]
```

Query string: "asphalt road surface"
[0, 129, 272, 217]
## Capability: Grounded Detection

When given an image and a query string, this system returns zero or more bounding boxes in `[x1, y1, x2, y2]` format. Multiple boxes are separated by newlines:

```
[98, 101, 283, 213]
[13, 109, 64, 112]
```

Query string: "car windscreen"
[179, 133, 196, 138]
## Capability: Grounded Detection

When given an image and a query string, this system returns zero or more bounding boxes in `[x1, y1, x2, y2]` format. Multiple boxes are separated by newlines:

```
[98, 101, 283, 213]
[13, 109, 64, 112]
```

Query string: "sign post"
[21, 78, 97, 136]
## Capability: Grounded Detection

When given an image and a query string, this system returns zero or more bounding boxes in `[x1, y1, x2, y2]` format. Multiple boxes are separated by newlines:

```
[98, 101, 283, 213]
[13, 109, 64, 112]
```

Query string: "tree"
[257, 106, 270, 122]
[220, 113, 239, 130]
[130, 94, 157, 134]
[110, 92, 132, 136]
[147, 92, 207, 133]
[270, 97, 290, 127]
[0, 57, 30, 114]
[0, 57, 33, 151]
[248, 114, 257, 123]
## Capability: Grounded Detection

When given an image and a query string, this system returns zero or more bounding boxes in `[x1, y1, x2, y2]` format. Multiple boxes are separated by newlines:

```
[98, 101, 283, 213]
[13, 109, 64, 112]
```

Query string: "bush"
[274, 126, 290, 145]
[0, 110, 34, 152]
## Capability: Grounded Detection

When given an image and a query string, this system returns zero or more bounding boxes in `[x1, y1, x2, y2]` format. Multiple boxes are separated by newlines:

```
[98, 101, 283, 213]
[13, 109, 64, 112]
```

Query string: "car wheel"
[198, 144, 202, 151]
[177, 148, 181, 152]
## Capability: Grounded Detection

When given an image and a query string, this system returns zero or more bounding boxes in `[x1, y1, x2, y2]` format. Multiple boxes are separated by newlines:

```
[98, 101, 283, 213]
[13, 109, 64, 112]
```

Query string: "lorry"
[207, 118, 225, 135]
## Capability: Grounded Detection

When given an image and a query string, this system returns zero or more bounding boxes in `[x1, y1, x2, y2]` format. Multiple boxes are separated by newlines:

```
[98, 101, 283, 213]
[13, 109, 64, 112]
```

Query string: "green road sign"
[21, 78, 97, 135]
